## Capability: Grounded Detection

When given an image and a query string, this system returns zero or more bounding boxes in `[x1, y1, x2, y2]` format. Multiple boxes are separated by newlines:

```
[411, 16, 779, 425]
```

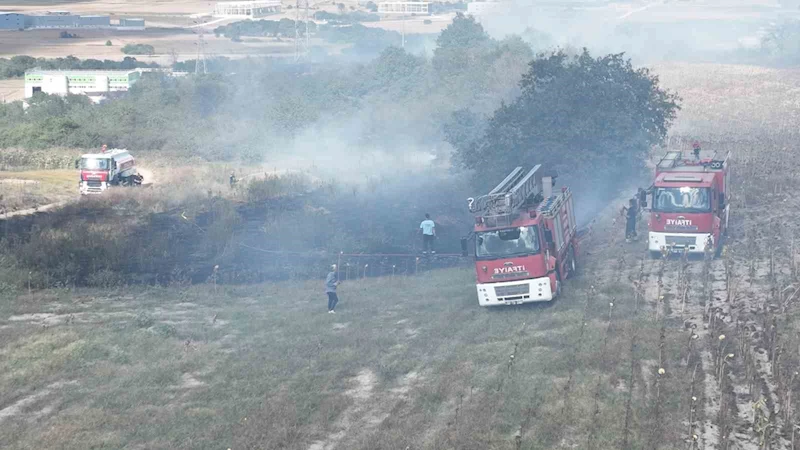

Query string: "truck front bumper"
[648, 231, 713, 254]
[477, 276, 554, 307]
[80, 181, 107, 195]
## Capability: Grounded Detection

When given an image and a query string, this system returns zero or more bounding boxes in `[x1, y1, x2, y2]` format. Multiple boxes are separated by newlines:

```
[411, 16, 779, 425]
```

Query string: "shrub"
[105, 40, 113, 46]
[122, 43, 155, 56]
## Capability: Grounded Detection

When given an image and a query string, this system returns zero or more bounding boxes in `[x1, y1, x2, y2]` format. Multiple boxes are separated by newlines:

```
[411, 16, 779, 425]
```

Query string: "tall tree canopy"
[450, 49, 680, 192]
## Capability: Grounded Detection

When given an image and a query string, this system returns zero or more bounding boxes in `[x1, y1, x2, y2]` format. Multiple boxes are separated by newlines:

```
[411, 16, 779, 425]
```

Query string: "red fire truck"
[468, 165, 579, 306]
[646, 149, 731, 257]
[76, 146, 143, 195]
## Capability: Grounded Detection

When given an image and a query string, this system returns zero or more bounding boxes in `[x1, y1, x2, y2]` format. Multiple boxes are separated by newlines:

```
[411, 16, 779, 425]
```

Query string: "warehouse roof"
[25, 70, 138, 76]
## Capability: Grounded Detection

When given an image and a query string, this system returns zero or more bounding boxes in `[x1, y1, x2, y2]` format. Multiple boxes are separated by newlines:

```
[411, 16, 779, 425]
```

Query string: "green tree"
[452, 49, 680, 190]
[761, 20, 800, 65]
[368, 46, 426, 88]
[432, 13, 493, 77]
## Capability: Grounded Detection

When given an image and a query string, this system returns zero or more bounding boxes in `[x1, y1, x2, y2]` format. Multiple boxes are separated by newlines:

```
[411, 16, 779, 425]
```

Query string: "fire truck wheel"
[554, 272, 562, 299]
[714, 239, 724, 258]
[567, 246, 578, 278]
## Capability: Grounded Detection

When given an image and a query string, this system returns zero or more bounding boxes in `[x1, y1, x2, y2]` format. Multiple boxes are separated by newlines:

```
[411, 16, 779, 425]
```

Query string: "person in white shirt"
[419, 213, 436, 254]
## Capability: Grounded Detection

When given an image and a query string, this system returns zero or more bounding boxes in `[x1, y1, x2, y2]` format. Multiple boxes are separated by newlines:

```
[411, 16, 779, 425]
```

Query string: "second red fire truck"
[467, 165, 579, 306]
[645, 148, 731, 257]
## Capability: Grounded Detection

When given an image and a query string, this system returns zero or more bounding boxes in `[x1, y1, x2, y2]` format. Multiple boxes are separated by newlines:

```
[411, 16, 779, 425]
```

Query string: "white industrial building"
[118, 18, 145, 30]
[466, 1, 503, 18]
[25, 13, 111, 29]
[214, 1, 282, 18]
[378, 2, 430, 14]
[0, 11, 141, 30]
[24, 70, 141, 103]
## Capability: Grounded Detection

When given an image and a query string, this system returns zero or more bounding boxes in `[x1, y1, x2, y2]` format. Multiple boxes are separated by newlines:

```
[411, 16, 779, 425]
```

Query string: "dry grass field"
[0, 169, 76, 214]
[0, 28, 296, 64]
[0, 0, 211, 15]
[0, 78, 24, 103]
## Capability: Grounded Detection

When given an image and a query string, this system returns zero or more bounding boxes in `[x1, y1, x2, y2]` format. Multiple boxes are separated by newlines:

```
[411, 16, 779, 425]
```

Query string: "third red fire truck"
[646, 148, 731, 257]
[76, 146, 143, 195]
[468, 165, 579, 306]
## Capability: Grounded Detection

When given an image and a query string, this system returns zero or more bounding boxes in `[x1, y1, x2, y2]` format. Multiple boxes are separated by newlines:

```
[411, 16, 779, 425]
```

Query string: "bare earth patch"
[0, 380, 77, 425]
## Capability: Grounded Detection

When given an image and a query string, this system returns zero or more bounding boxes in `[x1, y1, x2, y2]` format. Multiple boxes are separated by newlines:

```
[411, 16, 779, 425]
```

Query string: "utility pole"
[402, 13, 406, 48]
[294, 0, 300, 61]
[195, 33, 207, 75]
[294, 0, 312, 61]
[305, 0, 310, 54]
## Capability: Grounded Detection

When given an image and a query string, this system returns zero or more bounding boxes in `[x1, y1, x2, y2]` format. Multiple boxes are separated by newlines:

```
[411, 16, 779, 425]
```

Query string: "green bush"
[122, 43, 155, 56]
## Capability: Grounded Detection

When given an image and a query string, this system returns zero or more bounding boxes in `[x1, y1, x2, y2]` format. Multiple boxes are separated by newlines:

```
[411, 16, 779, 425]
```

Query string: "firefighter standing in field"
[621, 198, 639, 243]
[229, 171, 237, 189]
[325, 264, 341, 314]
[420, 213, 436, 255]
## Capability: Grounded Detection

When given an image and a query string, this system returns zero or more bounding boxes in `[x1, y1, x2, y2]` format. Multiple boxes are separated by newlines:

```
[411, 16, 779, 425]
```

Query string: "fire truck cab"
[77, 146, 142, 195]
[468, 165, 579, 306]
[646, 149, 731, 257]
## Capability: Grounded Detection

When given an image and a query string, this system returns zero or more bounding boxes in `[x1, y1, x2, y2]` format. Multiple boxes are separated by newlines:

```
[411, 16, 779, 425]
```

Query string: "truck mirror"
[74, 159, 79, 169]
[460, 237, 469, 257]
[719, 192, 725, 209]
[544, 229, 553, 244]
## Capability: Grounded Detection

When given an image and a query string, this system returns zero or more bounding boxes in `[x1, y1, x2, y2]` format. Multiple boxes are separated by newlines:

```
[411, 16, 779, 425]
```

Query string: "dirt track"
[0, 165, 156, 219]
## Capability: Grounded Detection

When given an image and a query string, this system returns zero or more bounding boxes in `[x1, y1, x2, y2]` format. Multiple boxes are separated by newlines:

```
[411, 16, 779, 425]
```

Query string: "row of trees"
[213, 18, 424, 56]
[0, 55, 158, 79]
[214, 18, 317, 39]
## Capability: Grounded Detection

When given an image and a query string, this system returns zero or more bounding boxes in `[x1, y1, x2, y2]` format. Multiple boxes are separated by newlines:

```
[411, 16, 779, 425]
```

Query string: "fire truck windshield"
[475, 225, 540, 260]
[80, 158, 110, 170]
[653, 187, 711, 213]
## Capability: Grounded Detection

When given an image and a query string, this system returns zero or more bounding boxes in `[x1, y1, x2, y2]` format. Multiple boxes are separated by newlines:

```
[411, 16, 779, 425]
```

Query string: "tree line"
[0, 55, 159, 80]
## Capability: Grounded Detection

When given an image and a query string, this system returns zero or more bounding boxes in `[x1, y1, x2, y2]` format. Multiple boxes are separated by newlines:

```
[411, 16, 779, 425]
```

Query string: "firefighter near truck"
[76, 146, 143, 195]
[467, 165, 579, 307]
[644, 147, 731, 257]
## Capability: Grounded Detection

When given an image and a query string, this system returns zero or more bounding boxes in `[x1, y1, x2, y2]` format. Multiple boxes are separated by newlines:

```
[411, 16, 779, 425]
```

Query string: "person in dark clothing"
[325, 265, 340, 313]
[621, 198, 638, 242]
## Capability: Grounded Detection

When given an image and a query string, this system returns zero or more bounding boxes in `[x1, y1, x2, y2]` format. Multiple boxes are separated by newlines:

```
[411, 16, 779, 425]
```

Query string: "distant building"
[377, 2, 430, 15]
[119, 18, 145, 30]
[214, 1, 282, 18]
[467, 1, 503, 19]
[77, 15, 111, 27]
[24, 70, 141, 103]
[24, 13, 111, 29]
[0, 12, 25, 30]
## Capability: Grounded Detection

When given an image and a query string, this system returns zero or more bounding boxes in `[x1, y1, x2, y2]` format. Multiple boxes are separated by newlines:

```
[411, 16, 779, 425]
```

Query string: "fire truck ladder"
[469, 165, 543, 216]
[657, 150, 730, 171]
[656, 151, 683, 170]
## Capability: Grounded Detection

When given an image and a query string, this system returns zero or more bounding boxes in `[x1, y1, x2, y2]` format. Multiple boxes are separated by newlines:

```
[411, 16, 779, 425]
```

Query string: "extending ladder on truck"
[468, 165, 544, 227]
